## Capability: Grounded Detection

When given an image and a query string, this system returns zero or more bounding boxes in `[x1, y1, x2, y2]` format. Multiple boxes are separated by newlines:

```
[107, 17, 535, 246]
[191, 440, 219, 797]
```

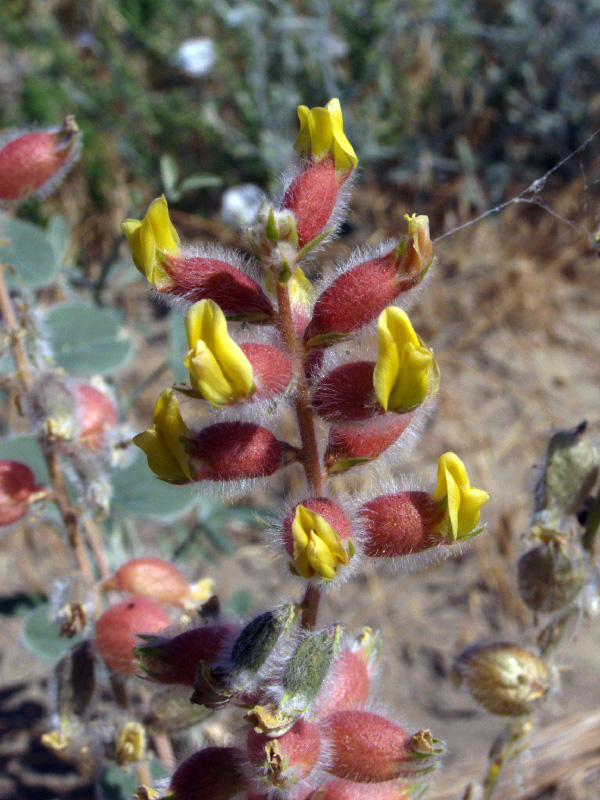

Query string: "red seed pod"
[303, 236, 431, 346]
[247, 718, 322, 791]
[0, 460, 37, 526]
[360, 493, 445, 558]
[313, 362, 379, 422]
[163, 255, 274, 321]
[94, 596, 171, 676]
[135, 623, 237, 686]
[240, 343, 293, 399]
[325, 414, 415, 474]
[104, 558, 192, 607]
[73, 384, 118, 449]
[0, 117, 80, 202]
[169, 746, 248, 800]
[310, 779, 412, 800]
[189, 422, 291, 482]
[320, 710, 436, 783]
[281, 156, 346, 248]
[282, 497, 354, 560]
[314, 649, 370, 720]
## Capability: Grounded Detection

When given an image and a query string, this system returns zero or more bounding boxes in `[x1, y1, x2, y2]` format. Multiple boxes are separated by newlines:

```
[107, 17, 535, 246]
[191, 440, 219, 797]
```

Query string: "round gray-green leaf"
[22, 603, 83, 663]
[0, 215, 59, 287]
[45, 303, 132, 374]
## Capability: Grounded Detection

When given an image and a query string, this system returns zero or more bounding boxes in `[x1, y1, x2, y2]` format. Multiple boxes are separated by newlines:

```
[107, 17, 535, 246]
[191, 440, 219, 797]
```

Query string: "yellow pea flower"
[373, 307, 439, 413]
[294, 98, 358, 173]
[405, 213, 433, 268]
[121, 196, 180, 289]
[432, 452, 490, 541]
[133, 390, 191, 483]
[184, 299, 255, 407]
[291, 504, 352, 581]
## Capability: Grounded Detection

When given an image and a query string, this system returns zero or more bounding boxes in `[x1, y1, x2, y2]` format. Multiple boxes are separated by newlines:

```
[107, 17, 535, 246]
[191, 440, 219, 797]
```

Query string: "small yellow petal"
[294, 105, 313, 157]
[431, 453, 489, 541]
[147, 389, 191, 480]
[325, 98, 343, 128]
[293, 98, 357, 171]
[291, 505, 350, 581]
[121, 197, 179, 287]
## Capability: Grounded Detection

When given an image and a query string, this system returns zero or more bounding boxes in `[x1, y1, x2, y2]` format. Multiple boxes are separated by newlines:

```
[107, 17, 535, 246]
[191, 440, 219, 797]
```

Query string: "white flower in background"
[175, 38, 216, 78]
[221, 184, 265, 229]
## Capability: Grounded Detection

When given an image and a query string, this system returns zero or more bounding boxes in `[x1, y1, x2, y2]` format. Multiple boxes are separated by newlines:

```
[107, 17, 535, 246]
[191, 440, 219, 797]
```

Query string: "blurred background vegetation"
[2, 0, 600, 233]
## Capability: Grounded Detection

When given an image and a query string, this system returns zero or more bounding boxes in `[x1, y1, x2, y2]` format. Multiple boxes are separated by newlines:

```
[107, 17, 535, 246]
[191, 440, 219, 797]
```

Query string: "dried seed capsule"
[94, 596, 171, 676]
[518, 535, 587, 613]
[320, 710, 438, 782]
[453, 642, 551, 717]
[0, 460, 37, 526]
[168, 747, 248, 800]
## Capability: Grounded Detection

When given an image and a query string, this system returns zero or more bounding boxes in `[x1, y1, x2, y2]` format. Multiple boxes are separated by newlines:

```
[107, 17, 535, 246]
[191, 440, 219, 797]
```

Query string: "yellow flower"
[291, 504, 352, 581]
[294, 98, 358, 172]
[121, 196, 180, 288]
[373, 307, 439, 413]
[183, 299, 255, 407]
[133, 390, 191, 483]
[432, 452, 490, 541]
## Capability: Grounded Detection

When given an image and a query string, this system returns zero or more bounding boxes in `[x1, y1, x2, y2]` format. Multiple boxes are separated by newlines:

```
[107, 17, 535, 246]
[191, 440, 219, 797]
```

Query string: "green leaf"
[21, 603, 83, 663]
[96, 760, 166, 800]
[0, 434, 49, 483]
[110, 452, 196, 521]
[0, 215, 58, 287]
[46, 303, 132, 374]
[46, 214, 69, 262]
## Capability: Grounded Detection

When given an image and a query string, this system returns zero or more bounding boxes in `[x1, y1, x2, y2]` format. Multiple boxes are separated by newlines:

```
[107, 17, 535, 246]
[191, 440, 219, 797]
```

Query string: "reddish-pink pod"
[325, 414, 415, 473]
[104, 557, 191, 607]
[0, 119, 80, 202]
[95, 596, 171, 676]
[169, 747, 248, 800]
[360, 492, 444, 558]
[247, 718, 322, 791]
[74, 384, 117, 449]
[135, 623, 237, 686]
[320, 710, 433, 783]
[313, 361, 378, 422]
[314, 649, 370, 720]
[282, 156, 345, 247]
[164, 256, 274, 321]
[189, 422, 290, 482]
[0, 460, 37, 526]
[240, 343, 292, 399]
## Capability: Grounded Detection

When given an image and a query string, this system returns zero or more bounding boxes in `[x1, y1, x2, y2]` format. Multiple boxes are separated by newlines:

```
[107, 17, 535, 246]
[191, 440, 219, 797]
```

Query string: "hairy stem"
[0, 266, 95, 582]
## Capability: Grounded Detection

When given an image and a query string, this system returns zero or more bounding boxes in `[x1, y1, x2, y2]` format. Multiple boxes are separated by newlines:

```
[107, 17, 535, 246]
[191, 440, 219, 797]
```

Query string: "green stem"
[582, 489, 600, 553]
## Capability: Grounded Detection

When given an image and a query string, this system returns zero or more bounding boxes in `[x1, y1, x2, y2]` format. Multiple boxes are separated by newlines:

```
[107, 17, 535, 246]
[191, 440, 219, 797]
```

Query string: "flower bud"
[310, 780, 413, 800]
[168, 747, 248, 800]
[0, 116, 80, 203]
[95, 596, 171, 676]
[373, 308, 439, 413]
[325, 414, 416, 474]
[247, 718, 321, 791]
[534, 421, 599, 523]
[249, 624, 342, 736]
[184, 299, 255, 406]
[304, 215, 432, 346]
[103, 557, 201, 607]
[313, 362, 379, 422]
[431, 453, 490, 542]
[453, 643, 551, 717]
[0, 459, 38, 526]
[196, 604, 299, 706]
[282, 498, 355, 581]
[188, 422, 292, 482]
[320, 710, 439, 782]
[133, 390, 192, 483]
[517, 530, 587, 613]
[74, 383, 118, 449]
[135, 623, 237, 686]
[360, 493, 445, 558]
